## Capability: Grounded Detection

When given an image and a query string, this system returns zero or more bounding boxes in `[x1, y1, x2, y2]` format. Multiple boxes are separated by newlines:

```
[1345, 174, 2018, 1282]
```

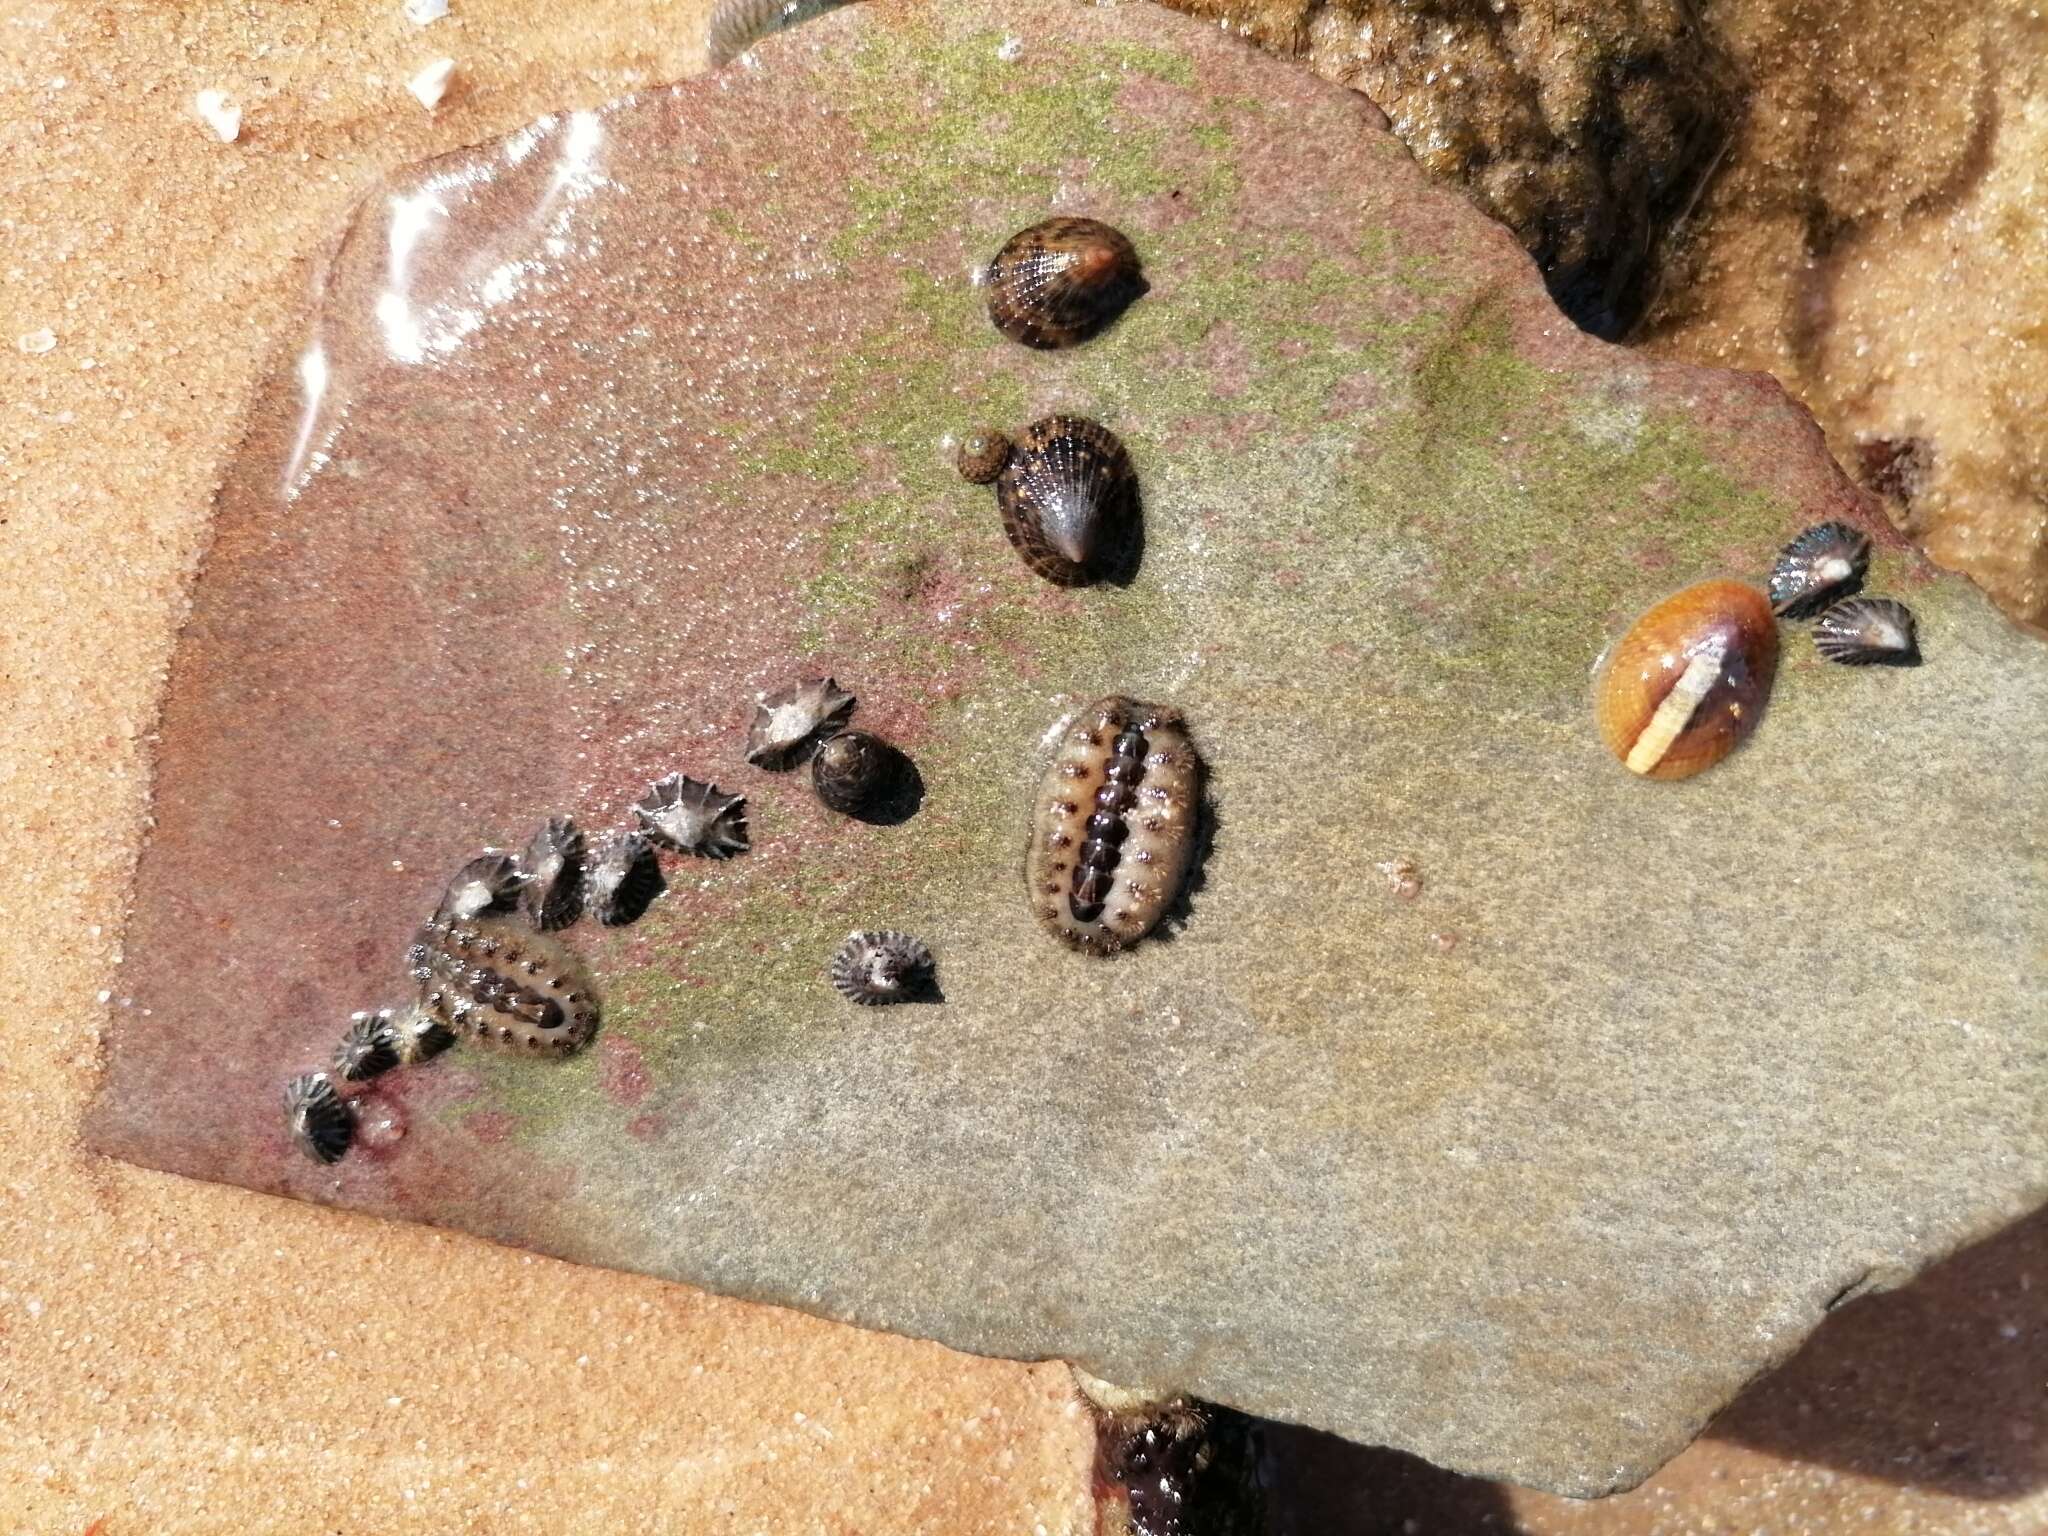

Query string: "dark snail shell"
[828, 930, 935, 1005]
[520, 815, 584, 930]
[1814, 596, 1920, 666]
[437, 848, 527, 921]
[811, 729, 903, 816]
[334, 1010, 402, 1082]
[1768, 521, 1872, 618]
[955, 428, 1012, 486]
[634, 773, 749, 858]
[985, 217, 1147, 349]
[995, 416, 1140, 587]
[285, 1072, 355, 1165]
[746, 676, 855, 767]
[588, 828, 664, 926]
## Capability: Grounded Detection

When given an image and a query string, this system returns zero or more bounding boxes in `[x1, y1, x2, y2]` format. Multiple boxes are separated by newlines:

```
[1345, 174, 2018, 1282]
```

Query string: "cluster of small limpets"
[1594, 519, 1920, 782]
[284, 675, 941, 1165]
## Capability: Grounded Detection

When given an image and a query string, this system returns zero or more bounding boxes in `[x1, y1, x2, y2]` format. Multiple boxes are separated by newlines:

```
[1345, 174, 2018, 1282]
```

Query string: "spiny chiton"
[966, 415, 1140, 587]
[984, 216, 1147, 349]
[1594, 580, 1779, 781]
[407, 913, 600, 1057]
[1026, 696, 1203, 954]
[1814, 595, 1920, 666]
[1768, 520, 1871, 619]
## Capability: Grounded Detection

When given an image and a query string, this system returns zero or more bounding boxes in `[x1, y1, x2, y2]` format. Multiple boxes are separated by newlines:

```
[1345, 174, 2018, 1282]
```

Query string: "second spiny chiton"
[1026, 696, 1204, 955]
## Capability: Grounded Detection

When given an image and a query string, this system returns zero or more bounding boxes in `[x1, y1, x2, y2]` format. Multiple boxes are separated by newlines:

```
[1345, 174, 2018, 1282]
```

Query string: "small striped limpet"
[634, 773, 749, 858]
[1814, 595, 1919, 666]
[588, 828, 663, 926]
[285, 1072, 355, 1164]
[1768, 521, 1871, 618]
[1025, 697, 1203, 954]
[1594, 580, 1778, 781]
[828, 930, 935, 1005]
[988, 416, 1140, 588]
[520, 815, 584, 930]
[333, 1010, 402, 1082]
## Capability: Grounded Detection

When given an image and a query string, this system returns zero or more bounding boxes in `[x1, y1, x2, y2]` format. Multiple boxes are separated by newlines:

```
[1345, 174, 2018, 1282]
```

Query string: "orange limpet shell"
[1594, 579, 1779, 781]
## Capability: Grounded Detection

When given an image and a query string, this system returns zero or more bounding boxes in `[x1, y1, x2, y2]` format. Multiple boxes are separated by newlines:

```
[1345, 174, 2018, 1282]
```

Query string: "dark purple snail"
[333, 1010, 402, 1082]
[634, 773, 749, 858]
[1025, 697, 1203, 954]
[409, 914, 599, 1057]
[520, 815, 584, 930]
[828, 930, 935, 1005]
[984, 217, 1147, 349]
[811, 729, 906, 817]
[285, 1072, 355, 1164]
[1813, 595, 1920, 665]
[1768, 521, 1871, 618]
[587, 827, 664, 926]
[746, 676, 855, 767]
[968, 415, 1139, 587]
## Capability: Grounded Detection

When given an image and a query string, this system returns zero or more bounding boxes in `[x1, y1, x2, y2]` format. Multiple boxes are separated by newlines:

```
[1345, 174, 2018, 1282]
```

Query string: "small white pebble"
[96, 990, 111, 1004]
[403, 0, 449, 22]
[18, 328, 57, 355]
[408, 57, 455, 111]
[194, 88, 242, 143]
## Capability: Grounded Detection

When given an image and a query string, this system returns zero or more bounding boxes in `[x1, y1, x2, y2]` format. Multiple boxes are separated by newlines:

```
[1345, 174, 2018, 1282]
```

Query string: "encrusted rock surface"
[1162, 0, 1739, 337]
[87, 0, 2046, 1497]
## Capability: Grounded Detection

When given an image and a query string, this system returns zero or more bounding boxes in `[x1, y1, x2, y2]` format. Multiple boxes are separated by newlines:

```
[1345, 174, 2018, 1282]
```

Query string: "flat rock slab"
[88, 0, 2047, 1496]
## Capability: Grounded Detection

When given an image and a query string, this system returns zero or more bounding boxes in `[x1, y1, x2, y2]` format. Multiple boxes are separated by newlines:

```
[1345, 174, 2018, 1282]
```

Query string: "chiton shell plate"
[1025, 696, 1202, 954]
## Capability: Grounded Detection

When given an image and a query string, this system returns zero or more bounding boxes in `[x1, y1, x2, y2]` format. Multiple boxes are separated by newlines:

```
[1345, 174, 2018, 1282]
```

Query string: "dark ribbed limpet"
[410, 913, 599, 1057]
[954, 428, 1012, 485]
[746, 676, 855, 767]
[393, 1003, 457, 1064]
[334, 1010, 402, 1082]
[1594, 580, 1778, 780]
[811, 729, 904, 816]
[588, 828, 664, 926]
[991, 415, 1139, 587]
[1026, 697, 1203, 955]
[828, 930, 935, 1005]
[437, 848, 527, 921]
[285, 1072, 355, 1165]
[635, 772, 749, 858]
[1768, 521, 1871, 618]
[984, 217, 1147, 349]
[520, 815, 584, 930]
[1814, 595, 1920, 666]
